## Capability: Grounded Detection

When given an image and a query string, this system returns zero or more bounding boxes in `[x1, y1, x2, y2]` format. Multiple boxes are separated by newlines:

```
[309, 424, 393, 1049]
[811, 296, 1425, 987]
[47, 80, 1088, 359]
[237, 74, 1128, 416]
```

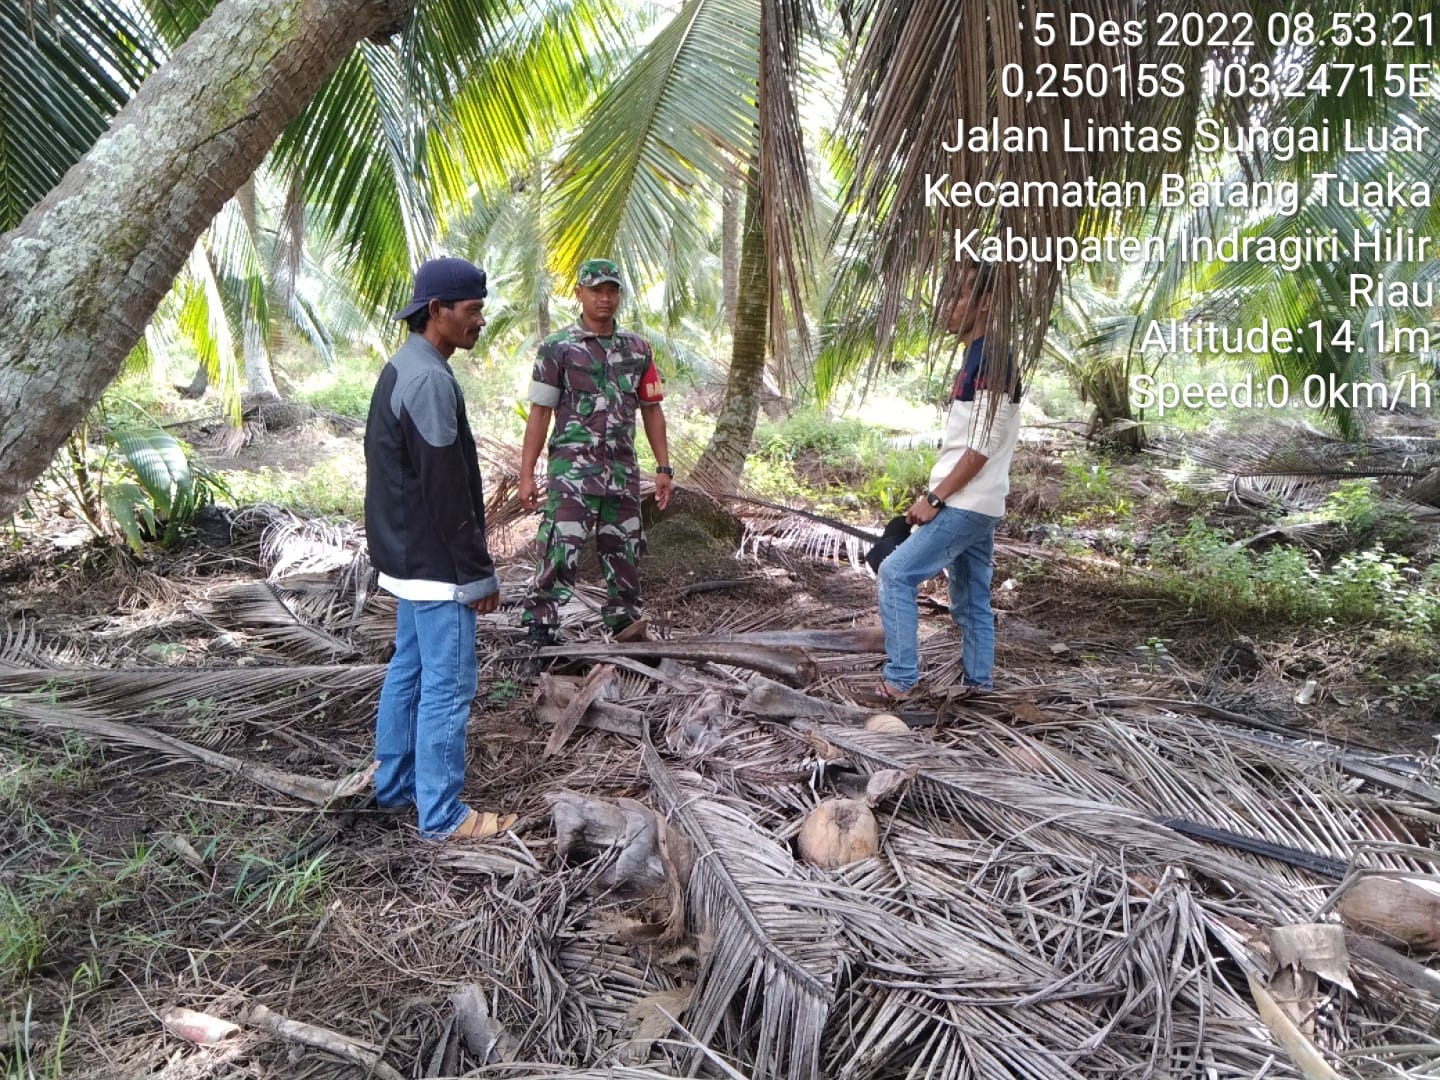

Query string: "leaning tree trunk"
[0, 0, 414, 522]
[695, 176, 767, 492]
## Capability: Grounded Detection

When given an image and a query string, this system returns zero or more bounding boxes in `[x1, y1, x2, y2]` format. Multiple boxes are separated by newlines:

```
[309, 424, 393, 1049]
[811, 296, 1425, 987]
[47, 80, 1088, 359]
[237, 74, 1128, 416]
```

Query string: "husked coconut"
[797, 767, 913, 869]
[1335, 874, 1440, 950]
[798, 798, 878, 868]
[864, 713, 909, 734]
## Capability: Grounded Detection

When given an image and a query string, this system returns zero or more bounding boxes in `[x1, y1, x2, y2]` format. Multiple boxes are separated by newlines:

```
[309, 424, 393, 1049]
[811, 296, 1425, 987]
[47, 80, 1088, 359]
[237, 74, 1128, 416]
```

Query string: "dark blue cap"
[395, 257, 488, 320]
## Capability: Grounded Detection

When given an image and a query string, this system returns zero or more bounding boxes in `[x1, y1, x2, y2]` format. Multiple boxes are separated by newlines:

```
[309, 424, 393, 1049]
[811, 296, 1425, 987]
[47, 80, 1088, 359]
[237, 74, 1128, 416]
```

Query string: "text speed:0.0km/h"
[1000, 63, 1185, 101]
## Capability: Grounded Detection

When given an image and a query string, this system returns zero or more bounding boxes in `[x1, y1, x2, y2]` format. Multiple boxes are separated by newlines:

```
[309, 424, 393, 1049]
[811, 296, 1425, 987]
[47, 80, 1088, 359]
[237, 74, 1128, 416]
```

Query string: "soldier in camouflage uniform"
[518, 259, 673, 645]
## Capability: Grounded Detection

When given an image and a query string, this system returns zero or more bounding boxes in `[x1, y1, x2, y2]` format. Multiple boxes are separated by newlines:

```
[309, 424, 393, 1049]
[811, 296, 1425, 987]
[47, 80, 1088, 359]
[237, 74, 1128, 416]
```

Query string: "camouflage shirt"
[528, 321, 664, 496]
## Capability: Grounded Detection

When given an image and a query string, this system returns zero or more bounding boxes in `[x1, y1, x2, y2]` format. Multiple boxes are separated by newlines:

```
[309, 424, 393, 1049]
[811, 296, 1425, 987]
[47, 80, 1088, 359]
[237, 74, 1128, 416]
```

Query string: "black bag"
[863, 515, 913, 573]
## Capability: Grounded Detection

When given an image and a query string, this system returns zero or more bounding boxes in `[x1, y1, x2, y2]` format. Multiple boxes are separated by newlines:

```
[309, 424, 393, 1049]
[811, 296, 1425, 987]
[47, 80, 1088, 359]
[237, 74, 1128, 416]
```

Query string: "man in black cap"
[364, 257, 514, 841]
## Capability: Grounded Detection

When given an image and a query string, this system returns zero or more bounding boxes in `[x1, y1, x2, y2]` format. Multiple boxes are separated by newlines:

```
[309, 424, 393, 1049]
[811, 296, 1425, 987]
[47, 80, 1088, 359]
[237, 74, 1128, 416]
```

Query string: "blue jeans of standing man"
[877, 507, 998, 692]
[374, 599, 478, 838]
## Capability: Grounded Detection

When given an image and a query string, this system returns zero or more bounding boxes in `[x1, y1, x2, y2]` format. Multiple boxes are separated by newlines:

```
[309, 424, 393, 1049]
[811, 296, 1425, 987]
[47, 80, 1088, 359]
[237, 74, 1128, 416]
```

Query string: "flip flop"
[857, 680, 918, 706]
[448, 809, 518, 840]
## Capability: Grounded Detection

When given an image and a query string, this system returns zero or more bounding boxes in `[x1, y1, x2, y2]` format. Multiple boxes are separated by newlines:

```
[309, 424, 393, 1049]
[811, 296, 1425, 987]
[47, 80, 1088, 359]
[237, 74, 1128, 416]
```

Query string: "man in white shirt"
[875, 261, 1022, 698]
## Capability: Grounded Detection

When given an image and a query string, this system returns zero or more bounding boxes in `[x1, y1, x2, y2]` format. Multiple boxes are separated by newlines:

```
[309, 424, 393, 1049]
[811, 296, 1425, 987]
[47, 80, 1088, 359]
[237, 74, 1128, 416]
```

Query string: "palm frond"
[0, 616, 48, 667]
[2, 689, 374, 805]
[131, 0, 216, 45]
[272, 43, 432, 320]
[175, 243, 242, 419]
[1177, 425, 1432, 485]
[758, 0, 816, 359]
[0, 0, 163, 229]
[210, 582, 361, 662]
[417, 0, 626, 197]
[547, 0, 761, 288]
[643, 744, 840, 1080]
[738, 507, 869, 568]
[803, 721, 1283, 901]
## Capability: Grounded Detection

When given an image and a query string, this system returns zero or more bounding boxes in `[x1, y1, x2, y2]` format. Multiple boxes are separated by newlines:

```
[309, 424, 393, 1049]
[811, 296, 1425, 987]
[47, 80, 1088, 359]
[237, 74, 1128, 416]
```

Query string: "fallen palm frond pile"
[1, 514, 1438, 1080]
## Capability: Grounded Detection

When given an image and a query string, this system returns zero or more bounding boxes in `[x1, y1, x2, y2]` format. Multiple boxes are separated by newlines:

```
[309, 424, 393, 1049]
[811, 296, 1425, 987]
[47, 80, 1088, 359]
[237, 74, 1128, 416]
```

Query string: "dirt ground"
[2, 420, 1437, 1078]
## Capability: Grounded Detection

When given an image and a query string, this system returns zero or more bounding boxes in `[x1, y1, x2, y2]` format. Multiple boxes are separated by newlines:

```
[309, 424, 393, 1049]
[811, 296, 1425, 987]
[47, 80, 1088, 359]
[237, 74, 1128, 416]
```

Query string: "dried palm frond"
[0, 615, 48, 667]
[208, 581, 360, 661]
[2, 691, 372, 805]
[1159, 425, 1440, 514]
[811, 819, 1303, 1079]
[803, 721, 1281, 906]
[1018, 713, 1439, 879]
[643, 745, 841, 1080]
[1180, 427, 1432, 483]
[662, 700, 819, 798]
[0, 663, 386, 734]
[463, 1069, 712, 1079]
[259, 514, 364, 579]
[737, 509, 867, 568]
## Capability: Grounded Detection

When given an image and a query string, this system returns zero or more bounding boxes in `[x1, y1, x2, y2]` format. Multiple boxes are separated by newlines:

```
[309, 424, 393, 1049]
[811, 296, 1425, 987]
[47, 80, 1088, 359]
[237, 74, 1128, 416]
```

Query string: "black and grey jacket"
[363, 334, 497, 604]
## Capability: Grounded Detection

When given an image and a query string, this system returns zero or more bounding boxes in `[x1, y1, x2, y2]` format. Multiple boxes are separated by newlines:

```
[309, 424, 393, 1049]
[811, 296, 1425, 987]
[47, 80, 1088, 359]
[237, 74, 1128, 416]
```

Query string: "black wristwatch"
[925, 490, 944, 509]
[656, 465, 675, 477]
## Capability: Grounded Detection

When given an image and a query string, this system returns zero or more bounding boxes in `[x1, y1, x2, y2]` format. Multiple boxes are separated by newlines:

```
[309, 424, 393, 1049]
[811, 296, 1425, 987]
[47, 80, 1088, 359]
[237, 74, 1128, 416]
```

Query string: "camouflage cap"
[577, 258, 623, 288]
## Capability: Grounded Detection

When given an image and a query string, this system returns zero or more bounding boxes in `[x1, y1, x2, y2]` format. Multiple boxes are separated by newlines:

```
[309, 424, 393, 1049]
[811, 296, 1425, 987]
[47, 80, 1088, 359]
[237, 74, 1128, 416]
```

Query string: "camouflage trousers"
[522, 490, 647, 631]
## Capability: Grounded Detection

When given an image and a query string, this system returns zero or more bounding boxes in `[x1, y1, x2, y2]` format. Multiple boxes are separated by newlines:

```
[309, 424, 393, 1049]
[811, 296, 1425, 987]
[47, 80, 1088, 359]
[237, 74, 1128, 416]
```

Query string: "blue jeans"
[374, 599, 477, 838]
[877, 507, 998, 691]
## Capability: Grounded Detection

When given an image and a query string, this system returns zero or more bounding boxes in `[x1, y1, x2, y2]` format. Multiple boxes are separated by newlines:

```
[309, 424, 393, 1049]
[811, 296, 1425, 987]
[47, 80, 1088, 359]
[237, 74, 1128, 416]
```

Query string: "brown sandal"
[857, 680, 919, 706]
[448, 809, 518, 840]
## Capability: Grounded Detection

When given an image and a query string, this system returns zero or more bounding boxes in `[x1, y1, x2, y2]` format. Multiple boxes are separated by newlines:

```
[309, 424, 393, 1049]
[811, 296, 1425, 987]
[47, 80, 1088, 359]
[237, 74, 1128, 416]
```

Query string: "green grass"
[289, 350, 382, 420]
[292, 348, 533, 439]
[219, 461, 365, 520]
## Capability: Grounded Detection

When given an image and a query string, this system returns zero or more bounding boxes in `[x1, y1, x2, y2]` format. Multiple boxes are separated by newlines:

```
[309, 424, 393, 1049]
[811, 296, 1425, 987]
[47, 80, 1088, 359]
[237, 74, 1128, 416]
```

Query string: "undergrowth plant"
[1059, 454, 1133, 523]
[27, 415, 230, 553]
[1316, 479, 1415, 546]
[218, 461, 365, 520]
[1148, 520, 1440, 634]
[752, 410, 935, 517]
[103, 425, 231, 552]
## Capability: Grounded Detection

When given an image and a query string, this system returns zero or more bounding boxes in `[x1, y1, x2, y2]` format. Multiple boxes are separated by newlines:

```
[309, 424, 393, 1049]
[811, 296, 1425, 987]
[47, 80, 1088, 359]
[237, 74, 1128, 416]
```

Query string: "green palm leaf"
[548, 0, 762, 287]
[272, 43, 433, 320]
[0, 1, 163, 229]
[109, 426, 194, 518]
[411, 0, 623, 196]
[275, 0, 630, 320]
[176, 242, 241, 412]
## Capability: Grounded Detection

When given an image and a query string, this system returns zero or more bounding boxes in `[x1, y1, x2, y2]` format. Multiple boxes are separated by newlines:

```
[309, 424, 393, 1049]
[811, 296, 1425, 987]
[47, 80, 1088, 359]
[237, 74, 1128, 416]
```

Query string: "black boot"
[525, 623, 559, 648]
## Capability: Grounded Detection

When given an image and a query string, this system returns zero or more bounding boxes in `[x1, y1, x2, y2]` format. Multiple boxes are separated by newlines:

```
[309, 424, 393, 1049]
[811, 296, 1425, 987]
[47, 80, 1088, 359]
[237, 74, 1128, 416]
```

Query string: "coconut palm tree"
[6, 0, 1434, 524]
[0, 0, 614, 521]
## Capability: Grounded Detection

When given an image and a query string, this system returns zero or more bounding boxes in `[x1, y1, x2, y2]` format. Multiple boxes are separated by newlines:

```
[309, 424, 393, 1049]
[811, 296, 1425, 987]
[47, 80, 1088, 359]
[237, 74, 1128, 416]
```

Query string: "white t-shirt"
[928, 336, 1022, 518]
[929, 395, 1021, 518]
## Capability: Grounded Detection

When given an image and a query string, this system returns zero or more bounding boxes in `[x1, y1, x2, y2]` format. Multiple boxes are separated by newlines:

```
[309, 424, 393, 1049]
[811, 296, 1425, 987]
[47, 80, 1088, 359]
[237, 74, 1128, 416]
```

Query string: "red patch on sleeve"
[639, 360, 664, 403]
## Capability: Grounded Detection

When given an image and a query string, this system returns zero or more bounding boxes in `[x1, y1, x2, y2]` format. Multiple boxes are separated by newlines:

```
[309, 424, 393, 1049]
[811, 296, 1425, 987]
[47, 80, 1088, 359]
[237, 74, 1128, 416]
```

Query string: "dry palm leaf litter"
[0, 503, 1437, 1080]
